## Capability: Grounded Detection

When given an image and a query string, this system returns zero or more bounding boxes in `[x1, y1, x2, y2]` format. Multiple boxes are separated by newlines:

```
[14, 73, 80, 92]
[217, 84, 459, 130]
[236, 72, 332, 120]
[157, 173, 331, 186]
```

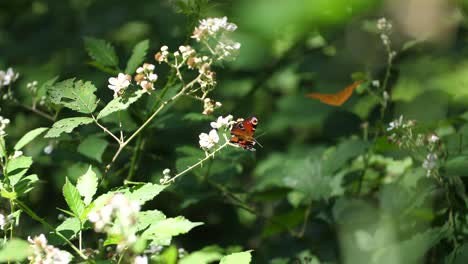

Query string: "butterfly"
[306, 80, 363, 106]
[230, 116, 259, 151]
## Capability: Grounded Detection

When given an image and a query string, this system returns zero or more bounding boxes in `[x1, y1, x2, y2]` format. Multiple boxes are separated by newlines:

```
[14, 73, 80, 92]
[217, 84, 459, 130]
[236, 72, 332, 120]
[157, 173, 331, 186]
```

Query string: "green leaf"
[14, 174, 39, 197]
[47, 78, 98, 113]
[84, 37, 119, 67]
[125, 39, 149, 74]
[445, 156, 468, 176]
[44, 117, 93, 138]
[77, 136, 109, 162]
[76, 166, 98, 205]
[57, 217, 81, 240]
[6, 156, 33, 186]
[136, 210, 166, 231]
[160, 246, 178, 264]
[141, 216, 203, 246]
[220, 251, 253, 264]
[0, 137, 6, 159]
[63, 177, 85, 220]
[97, 89, 146, 119]
[14, 127, 48, 150]
[180, 247, 224, 264]
[0, 238, 32, 262]
[126, 183, 167, 205]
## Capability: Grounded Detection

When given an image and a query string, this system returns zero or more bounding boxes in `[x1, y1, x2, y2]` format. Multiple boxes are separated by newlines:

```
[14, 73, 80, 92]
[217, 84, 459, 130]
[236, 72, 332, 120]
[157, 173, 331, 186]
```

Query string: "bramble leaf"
[14, 127, 48, 150]
[78, 136, 109, 162]
[84, 37, 119, 67]
[63, 177, 85, 220]
[142, 216, 203, 246]
[47, 78, 98, 113]
[97, 89, 146, 119]
[76, 166, 98, 205]
[0, 239, 32, 262]
[125, 39, 149, 74]
[220, 251, 253, 264]
[44, 117, 93, 138]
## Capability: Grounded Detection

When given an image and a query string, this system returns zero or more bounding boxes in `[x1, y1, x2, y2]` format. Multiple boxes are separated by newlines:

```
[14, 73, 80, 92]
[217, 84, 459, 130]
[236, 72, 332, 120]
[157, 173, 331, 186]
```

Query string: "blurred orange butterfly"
[306, 80, 363, 106]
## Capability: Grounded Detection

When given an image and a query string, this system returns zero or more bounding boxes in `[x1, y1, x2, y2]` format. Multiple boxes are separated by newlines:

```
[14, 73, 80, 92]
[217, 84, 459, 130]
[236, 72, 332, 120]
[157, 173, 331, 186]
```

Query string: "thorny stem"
[14, 200, 88, 260]
[107, 74, 204, 170]
[92, 115, 121, 143]
[162, 140, 231, 184]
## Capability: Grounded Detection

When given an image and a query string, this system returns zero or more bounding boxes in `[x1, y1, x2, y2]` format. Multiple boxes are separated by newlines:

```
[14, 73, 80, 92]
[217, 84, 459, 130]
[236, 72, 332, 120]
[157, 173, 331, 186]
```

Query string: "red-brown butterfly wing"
[230, 117, 258, 151]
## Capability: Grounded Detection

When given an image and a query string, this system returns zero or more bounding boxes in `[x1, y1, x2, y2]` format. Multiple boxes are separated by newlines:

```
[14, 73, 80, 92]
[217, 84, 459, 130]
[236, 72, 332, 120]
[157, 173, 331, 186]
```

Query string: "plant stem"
[127, 134, 143, 181]
[108, 74, 202, 168]
[92, 115, 121, 143]
[163, 141, 231, 184]
[14, 200, 87, 260]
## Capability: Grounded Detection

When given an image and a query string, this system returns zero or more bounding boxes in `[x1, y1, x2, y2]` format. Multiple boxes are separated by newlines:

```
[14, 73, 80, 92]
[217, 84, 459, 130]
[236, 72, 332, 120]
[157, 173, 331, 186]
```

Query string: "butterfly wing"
[306, 80, 363, 106]
[230, 117, 258, 151]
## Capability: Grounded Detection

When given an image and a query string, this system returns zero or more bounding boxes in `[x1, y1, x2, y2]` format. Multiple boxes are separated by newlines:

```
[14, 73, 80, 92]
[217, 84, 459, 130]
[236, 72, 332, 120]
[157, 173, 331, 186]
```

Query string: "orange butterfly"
[306, 80, 363, 106]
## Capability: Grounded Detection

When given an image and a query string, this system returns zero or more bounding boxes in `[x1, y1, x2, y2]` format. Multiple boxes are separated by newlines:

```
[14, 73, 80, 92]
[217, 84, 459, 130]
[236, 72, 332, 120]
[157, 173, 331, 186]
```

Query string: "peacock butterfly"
[229, 116, 259, 151]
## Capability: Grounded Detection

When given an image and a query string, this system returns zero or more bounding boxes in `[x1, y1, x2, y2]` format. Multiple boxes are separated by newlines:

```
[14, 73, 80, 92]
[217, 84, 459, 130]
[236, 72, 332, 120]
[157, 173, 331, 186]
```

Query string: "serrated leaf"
[76, 166, 98, 205]
[14, 127, 48, 150]
[142, 216, 203, 246]
[180, 246, 224, 264]
[125, 39, 149, 74]
[97, 89, 146, 119]
[14, 174, 39, 197]
[220, 251, 253, 264]
[63, 178, 85, 220]
[78, 136, 108, 162]
[126, 183, 166, 205]
[137, 210, 166, 231]
[57, 217, 81, 240]
[84, 37, 119, 67]
[44, 117, 93, 138]
[47, 78, 98, 113]
[0, 239, 32, 262]
[6, 156, 33, 186]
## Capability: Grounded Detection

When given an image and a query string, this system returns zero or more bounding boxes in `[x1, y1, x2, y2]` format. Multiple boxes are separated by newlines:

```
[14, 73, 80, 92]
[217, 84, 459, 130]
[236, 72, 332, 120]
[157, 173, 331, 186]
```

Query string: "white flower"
[423, 153, 438, 171]
[137, 63, 155, 73]
[0, 116, 10, 136]
[134, 255, 148, 264]
[428, 134, 439, 143]
[192, 17, 238, 41]
[0, 68, 19, 87]
[28, 234, 72, 264]
[199, 129, 219, 149]
[210, 115, 233, 129]
[161, 46, 168, 51]
[163, 168, 171, 176]
[139, 80, 154, 92]
[0, 214, 5, 230]
[148, 73, 158, 82]
[44, 144, 54, 154]
[387, 115, 403, 131]
[108, 73, 131, 97]
[372, 80, 380, 87]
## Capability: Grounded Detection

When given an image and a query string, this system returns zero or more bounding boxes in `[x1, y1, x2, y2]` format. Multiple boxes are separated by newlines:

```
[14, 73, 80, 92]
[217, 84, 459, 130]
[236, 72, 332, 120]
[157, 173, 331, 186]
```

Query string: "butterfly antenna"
[254, 138, 264, 148]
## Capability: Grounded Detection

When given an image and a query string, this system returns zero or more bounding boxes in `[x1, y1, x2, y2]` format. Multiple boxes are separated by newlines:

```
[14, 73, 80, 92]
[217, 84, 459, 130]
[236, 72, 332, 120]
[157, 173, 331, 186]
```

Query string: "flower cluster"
[0, 116, 10, 136]
[202, 98, 222, 115]
[108, 73, 131, 98]
[376, 17, 396, 59]
[135, 63, 158, 92]
[191, 17, 241, 61]
[387, 116, 441, 177]
[160, 168, 171, 184]
[0, 67, 19, 88]
[28, 234, 72, 264]
[88, 193, 140, 252]
[199, 115, 234, 150]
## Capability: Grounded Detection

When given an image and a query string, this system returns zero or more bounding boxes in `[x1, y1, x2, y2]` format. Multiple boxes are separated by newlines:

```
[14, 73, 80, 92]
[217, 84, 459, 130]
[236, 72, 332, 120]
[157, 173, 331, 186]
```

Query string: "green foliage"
[44, 117, 94, 138]
[77, 136, 109, 162]
[47, 78, 98, 114]
[141, 216, 203, 246]
[97, 89, 146, 119]
[84, 37, 119, 68]
[125, 39, 150, 74]
[220, 251, 253, 264]
[14, 127, 48, 151]
[0, 239, 32, 262]
[76, 166, 98, 205]
[63, 177, 86, 220]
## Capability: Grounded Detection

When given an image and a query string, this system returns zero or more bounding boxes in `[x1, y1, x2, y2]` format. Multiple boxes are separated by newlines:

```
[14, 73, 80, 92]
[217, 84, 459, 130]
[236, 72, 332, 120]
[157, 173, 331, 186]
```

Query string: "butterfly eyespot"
[238, 123, 244, 129]
[250, 117, 258, 125]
